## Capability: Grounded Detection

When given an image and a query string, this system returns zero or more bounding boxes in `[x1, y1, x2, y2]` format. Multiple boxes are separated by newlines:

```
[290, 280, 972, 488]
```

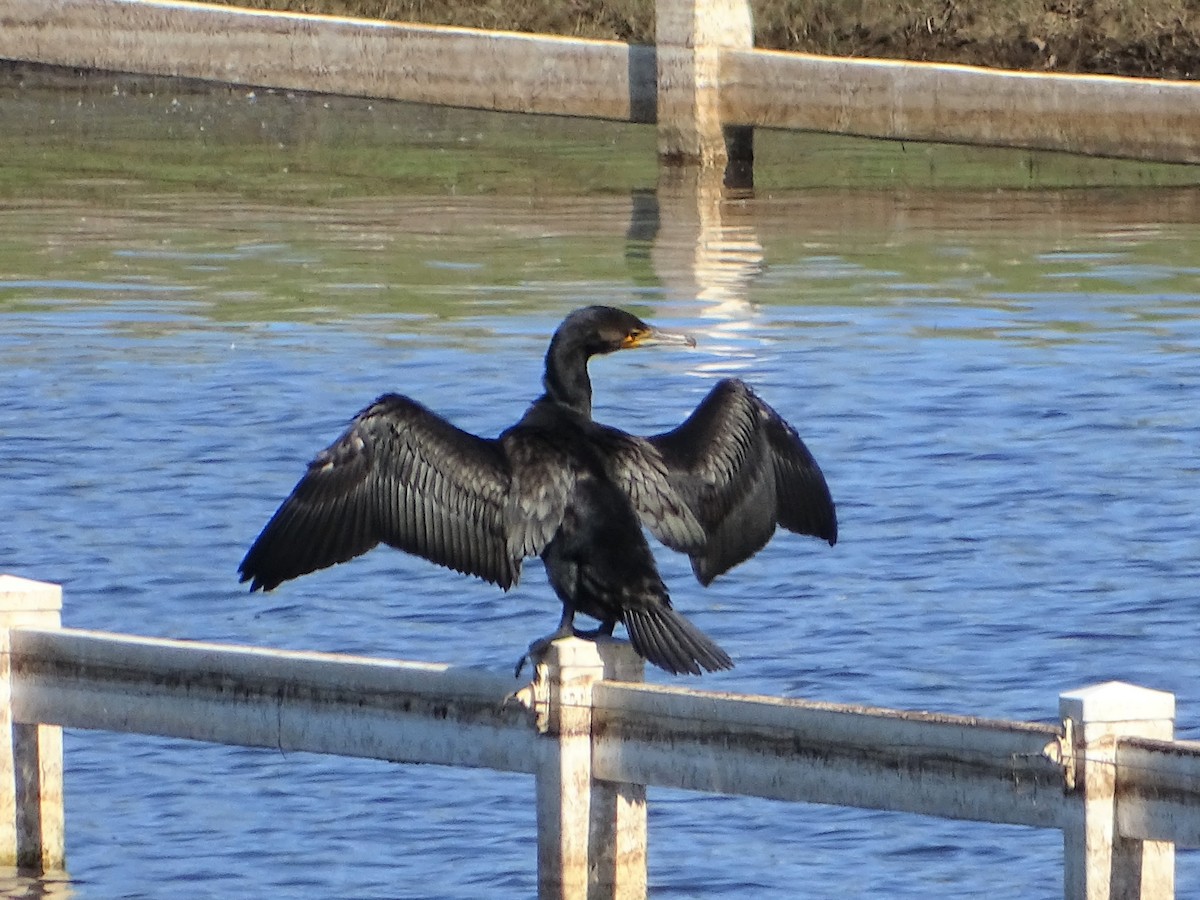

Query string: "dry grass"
[753, 0, 1200, 78]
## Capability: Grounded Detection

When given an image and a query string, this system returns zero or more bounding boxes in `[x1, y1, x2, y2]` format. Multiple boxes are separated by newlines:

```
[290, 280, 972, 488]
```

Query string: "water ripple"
[4, 186, 1200, 898]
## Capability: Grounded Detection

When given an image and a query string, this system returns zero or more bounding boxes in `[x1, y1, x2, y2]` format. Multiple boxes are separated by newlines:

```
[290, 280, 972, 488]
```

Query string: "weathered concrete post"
[534, 637, 646, 900]
[583, 642, 644, 900]
[655, 0, 754, 172]
[0, 575, 65, 872]
[1060, 681, 1176, 900]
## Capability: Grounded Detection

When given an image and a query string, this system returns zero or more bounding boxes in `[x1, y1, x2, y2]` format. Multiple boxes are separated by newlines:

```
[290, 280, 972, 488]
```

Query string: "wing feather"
[239, 393, 520, 591]
[648, 378, 837, 585]
[501, 430, 575, 560]
[593, 426, 707, 555]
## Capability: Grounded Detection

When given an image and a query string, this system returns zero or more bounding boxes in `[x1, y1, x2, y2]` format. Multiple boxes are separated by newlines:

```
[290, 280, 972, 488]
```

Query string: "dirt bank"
[220, 0, 1200, 80]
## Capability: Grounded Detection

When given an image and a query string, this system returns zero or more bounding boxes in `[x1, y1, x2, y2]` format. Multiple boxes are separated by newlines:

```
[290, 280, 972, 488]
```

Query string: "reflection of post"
[650, 166, 764, 318]
[655, 0, 753, 172]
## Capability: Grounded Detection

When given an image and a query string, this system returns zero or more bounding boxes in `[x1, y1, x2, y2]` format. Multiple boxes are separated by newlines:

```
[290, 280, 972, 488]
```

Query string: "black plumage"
[239, 306, 836, 675]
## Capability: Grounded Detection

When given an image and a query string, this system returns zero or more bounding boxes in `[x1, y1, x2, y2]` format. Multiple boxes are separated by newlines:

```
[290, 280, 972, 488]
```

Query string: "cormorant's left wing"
[647, 378, 837, 585]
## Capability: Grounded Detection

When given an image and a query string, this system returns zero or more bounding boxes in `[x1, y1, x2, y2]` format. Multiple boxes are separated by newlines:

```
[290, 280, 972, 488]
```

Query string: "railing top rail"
[9, 626, 538, 774]
[596, 679, 1061, 737]
[11, 626, 514, 699]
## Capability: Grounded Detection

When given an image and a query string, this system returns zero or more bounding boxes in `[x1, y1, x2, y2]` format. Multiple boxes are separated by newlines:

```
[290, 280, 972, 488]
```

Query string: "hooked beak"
[624, 326, 697, 350]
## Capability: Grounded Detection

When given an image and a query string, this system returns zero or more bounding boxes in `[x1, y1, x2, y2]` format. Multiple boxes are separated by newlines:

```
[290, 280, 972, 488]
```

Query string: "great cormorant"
[239, 306, 837, 675]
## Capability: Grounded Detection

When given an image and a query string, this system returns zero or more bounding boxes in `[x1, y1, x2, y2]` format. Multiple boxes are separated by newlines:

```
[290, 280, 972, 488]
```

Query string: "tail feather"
[622, 605, 733, 675]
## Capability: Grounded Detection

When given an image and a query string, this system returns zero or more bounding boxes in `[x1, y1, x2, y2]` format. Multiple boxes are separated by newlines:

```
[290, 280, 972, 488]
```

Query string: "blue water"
[4, 100, 1200, 896]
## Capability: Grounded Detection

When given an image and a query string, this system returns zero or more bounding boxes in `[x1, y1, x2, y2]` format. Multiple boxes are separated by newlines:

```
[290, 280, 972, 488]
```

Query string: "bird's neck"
[542, 332, 594, 418]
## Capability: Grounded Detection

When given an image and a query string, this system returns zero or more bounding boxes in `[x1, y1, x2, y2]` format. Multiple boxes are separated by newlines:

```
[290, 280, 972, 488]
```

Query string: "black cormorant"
[239, 306, 837, 675]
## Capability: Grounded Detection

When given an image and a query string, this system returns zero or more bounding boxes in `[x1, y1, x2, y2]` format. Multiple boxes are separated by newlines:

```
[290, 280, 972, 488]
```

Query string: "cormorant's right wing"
[239, 393, 520, 592]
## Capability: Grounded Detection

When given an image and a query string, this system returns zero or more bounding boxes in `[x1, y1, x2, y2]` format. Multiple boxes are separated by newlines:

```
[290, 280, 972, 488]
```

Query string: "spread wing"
[592, 425, 707, 556]
[239, 393, 521, 592]
[647, 378, 837, 585]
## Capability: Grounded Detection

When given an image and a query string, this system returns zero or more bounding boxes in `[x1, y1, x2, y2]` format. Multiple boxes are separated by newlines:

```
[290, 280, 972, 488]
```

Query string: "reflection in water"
[651, 165, 764, 323]
[0, 869, 72, 899]
[5, 181, 1200, 899]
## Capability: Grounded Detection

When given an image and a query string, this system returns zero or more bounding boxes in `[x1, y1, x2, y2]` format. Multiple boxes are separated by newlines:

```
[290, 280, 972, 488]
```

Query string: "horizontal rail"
[1116, 736, 1200, 846]
[0, 0, 656, 122]
[592, 681, 1069, 829]
[721, 49, 1200, 165]
[9, 627, 537, 773]
[10, 628, 1073, 828]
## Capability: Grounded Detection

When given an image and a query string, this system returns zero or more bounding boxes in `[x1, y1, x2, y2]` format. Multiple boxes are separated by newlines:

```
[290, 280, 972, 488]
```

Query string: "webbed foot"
[514, 631, 560, 680]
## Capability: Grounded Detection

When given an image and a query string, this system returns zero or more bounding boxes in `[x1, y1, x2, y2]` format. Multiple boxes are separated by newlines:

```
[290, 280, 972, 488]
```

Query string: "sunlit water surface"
[3, 81, 1200, 898]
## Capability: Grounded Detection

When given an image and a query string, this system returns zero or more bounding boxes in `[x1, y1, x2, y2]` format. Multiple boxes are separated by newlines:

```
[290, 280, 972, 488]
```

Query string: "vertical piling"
[655, 0, 754, 170]
[585, 644, 645, 900]
[0, 575, 65, 872]
[1060, 681, 1175, 900]
[534, 637, 646, 900]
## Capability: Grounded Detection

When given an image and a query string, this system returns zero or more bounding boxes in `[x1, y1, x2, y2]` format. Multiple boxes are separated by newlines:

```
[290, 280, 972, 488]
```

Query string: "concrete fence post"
[584, 643, 645, 900]
[533, 636, 646, 900]
[1060, 681, 1176, 900]
[0, 575, 65, 872]
[655, 0, 754, 173]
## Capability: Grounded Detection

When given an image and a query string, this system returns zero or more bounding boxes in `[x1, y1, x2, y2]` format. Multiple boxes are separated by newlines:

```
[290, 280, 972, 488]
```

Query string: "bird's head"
[556, 305, 697, 357]
[542, 306, 697, 415]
